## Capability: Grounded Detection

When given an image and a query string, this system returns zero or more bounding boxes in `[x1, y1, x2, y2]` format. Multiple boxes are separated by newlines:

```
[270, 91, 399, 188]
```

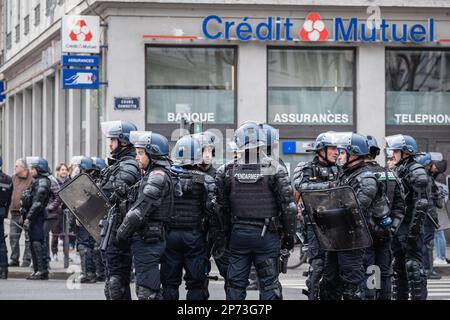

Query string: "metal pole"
[63, 209, 70, 269]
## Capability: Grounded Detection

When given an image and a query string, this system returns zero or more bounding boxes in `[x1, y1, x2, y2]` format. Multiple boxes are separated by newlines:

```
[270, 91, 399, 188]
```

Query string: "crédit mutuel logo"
[202, 12, 438, 43]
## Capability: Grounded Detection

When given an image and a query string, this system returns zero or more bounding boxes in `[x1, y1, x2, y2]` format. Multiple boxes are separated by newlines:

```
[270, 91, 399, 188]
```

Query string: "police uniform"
[100, 146, 141, 299]
[0, 166, 12, 279]
[392, 157, 430, 300]
[21, 169, 52, 280]
[216, 156, 296, 300]
[293, 156, 339, 300]
[362, 161, 405, 300]
[161, 166, 214, 300]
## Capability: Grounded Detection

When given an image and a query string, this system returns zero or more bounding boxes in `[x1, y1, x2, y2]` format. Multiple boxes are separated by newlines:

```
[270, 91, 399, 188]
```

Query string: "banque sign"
[202, 13, 436, 43]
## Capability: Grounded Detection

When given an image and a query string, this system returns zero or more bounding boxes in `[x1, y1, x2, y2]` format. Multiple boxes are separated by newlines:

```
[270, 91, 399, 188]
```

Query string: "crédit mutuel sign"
[202, 13, 436, 43]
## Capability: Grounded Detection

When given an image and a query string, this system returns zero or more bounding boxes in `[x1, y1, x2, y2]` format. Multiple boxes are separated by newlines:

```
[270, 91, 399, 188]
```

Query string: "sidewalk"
[4, 218, 224, 280]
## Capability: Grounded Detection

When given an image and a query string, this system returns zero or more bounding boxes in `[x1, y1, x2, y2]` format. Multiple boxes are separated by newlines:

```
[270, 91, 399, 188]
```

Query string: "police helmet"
[385, 134, 419, 155]
[171, 135, 203, 166]
[101, 121, 138, 145]
[234, 121, 266, 151]
[129, 131, 169, 158]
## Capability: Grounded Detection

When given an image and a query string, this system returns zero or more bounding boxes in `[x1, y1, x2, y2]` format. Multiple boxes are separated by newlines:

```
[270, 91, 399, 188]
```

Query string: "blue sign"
[62, 68, 99, 89]
[334, 18, 434, 43]
[282, 141, 296, 154]
[0, 81, 5, 103]
[114, 97, 140, 110]
[62, 55, 99, 67]
[202, 14, 436, 44]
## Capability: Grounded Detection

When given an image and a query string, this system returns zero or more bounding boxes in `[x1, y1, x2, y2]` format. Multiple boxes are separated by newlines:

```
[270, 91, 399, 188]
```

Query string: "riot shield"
[58, 173, 111, 242]
[300, 186, 372, 251]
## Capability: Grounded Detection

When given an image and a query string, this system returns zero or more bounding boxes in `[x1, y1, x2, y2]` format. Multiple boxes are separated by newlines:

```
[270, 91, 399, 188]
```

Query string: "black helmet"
[129, 131, 169, 158]
[234, 121, 266, 151]
[26, 156, 50, 175]
[172, 135, 203, 166]
[101, 121, 138, 145]
[366, 135, 380, 158]
[385, 134, 419, 155]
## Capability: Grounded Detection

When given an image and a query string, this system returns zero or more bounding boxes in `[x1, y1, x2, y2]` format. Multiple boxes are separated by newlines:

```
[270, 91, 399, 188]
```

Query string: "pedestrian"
[8, 158, 33, 268]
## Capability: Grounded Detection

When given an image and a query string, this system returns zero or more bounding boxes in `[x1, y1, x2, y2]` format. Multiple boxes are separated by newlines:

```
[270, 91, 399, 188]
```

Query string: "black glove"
[211, 232, 227, 259]
[282, 236, 295, 251]
[116, 209, 144, 242]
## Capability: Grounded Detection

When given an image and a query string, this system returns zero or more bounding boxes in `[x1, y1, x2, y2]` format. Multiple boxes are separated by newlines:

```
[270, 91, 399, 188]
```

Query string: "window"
[46, 0, 56, 16]
[386, 50, 450, 126]
[146, 46, 236, 125]
[15, 24, 20, 43]
[268, 48, 355, 126]
[24, 15, 29, 35]
[6, 33, 12, 50]
[34, 5, 40, 26]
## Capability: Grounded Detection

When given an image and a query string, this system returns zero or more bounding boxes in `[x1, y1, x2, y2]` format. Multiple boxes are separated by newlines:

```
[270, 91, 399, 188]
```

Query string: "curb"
[434, 265, 450, 276]
[7, 270, 72, 280]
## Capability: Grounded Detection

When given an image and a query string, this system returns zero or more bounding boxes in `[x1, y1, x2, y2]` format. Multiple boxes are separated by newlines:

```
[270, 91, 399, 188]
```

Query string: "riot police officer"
[215, 121, 296, 300]
[21, 157, 52, 280]
[70, 156, 98, 283]
[320, 133, 389, 300]
[91, 156, 107, 282]
[194, 131, 230, 290]
[0, 156, 12, 279]
[385, 134, 430, 300]
[293, 131, 339, 300]
[99, 121, 141, 300]
[416, 152, 445, 280]
[161, 134, 215, 300]
[362, 135, 405, 300]
[115, 131, 173, 300]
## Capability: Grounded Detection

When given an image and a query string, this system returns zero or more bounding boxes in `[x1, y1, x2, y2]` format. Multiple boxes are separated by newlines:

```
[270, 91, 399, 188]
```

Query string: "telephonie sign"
[202, 13, 436, 43]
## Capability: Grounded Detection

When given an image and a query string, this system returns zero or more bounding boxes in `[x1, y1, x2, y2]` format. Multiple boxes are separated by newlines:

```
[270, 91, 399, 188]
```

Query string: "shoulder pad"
[409, 162, 425, 172]
[150, 169, 167, 177]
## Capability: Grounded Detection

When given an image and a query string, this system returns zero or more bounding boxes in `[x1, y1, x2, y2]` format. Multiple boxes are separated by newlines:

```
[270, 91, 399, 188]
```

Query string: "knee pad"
[136, 285, 162, 300]
[109, 275, 127, 300]
[255, 258, 278, 278]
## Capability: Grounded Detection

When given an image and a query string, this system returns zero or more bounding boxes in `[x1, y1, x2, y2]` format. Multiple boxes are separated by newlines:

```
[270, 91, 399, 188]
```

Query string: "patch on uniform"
[234, 172, 263, 183]
[150, 170, 165, 176]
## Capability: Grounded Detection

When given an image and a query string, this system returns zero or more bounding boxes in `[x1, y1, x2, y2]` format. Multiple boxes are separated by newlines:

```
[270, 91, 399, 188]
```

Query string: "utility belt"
[231, 216, 280, 235]
[137, 220, 166, 244]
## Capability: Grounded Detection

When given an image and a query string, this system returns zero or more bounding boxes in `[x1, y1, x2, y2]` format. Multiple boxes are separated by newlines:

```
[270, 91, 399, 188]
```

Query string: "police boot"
[136, 285, 163, 300]
[392, 267, 409, 300]
[29, 242, 48, 280]
[94, 249, 106, 282]
[427, 269, 442, 280]
[406, 260, 427, 300]
[342, 283, 362, 300]
[77, 247, 96, 284]
[0, 267, 7, 279]
[306, 259, 323, 300]
[318, 279, 341, 300]
[26, 244, 39, 280]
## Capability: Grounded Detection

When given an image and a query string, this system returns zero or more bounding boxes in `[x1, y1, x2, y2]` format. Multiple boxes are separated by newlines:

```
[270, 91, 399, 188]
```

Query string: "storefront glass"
[268, 48, 354, 126]
[146, 46, 236, 124]
[386, 50, 450, 125]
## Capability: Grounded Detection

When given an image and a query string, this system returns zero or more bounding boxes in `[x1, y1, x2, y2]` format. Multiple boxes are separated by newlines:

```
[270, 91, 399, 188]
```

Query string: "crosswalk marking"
[280, 277, 450, 299]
